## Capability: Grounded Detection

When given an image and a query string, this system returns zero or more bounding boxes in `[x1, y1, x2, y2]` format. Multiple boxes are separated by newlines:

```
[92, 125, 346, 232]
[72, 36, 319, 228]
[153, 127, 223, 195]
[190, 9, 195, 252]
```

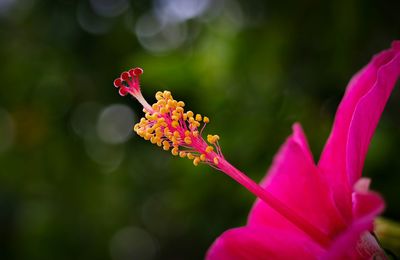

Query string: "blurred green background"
[0, 0, 399, 259]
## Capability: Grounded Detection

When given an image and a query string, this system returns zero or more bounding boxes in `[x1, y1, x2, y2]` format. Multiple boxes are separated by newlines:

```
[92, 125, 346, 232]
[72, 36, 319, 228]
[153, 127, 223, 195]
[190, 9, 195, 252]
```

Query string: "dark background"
[0, 0, 399, 259]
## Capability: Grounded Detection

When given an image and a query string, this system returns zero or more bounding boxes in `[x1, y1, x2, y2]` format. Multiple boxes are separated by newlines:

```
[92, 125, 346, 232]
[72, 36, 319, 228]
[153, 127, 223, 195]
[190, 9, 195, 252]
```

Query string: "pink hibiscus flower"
[114, 41, 400, 259]
[207, 41, 400, 259]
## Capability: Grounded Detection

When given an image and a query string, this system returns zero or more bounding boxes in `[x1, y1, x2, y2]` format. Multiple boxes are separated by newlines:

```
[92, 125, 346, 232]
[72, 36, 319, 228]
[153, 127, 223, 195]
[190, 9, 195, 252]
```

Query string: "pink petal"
[318, 41, 400, 220]
[353, 178, 371, 193]
[206, 226, 324, 260]
[248, 124, 345, 237]
[323, 191, 385, 259]
[352, 184, 385, 222]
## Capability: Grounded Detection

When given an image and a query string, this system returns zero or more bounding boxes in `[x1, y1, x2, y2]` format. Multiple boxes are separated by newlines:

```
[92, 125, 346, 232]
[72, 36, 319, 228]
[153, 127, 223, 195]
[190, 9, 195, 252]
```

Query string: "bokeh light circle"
[97, 104, 135, 144]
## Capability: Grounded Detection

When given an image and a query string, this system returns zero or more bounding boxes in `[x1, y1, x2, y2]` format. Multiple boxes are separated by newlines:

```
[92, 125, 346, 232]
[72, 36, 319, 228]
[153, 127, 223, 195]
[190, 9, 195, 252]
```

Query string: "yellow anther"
[144, 133, 152, 140]
[177, 101, 185, 107]
[160, 107, 168, 114]
[187, 111, 194, 118]
[192, 131, 199, 137]
[137, 130, 144, 136]
[173, 131, 180, 138]
[171, 121, 179, 128]
[203, 117, 209, 123]
[205, 146, 214, 153]
[156, 131, 163, 138]
[184, 136, 192, 145]
[207, 134, 220, 144]
[171, 136, 179, 145]
[184, 130, 190, 136]
[176, 107, 184, 113]
[189, 117, 195, 123]
[213, 157, 219, 165]
[183, 113, 188, 120]
[167, 100, 175, 107]
[193, 157, 201, 166]
[195, 114, 202, 121]
[191, 121, 200, 128]
[156, 140, 162, 147]
[171, 115, 180, 121]
[171, 147, 179, 156]
[162, 140, 170, 148]
[163, 91, 171, 98]
[187, 153, 194, 160]
[200, 154, 206, 161]
[155, 91, 163, 100]
[150, 136, 157, 144]
[157, 100, 166, 106]
[179, 151, 186, 158]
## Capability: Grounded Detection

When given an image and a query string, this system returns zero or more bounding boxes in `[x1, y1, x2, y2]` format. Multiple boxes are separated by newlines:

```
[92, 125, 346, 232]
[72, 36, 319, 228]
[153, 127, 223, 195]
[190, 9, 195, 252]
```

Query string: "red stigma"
[119, 86, 129, 96]
[113, 67, 143, 96]
[132, 67, 143, 75]
[113, 78, 122, 88]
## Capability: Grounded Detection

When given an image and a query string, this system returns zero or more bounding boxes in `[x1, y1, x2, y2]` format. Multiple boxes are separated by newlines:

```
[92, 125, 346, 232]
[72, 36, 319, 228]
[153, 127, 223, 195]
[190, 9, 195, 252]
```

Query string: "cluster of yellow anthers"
[133, 90, 222, 167]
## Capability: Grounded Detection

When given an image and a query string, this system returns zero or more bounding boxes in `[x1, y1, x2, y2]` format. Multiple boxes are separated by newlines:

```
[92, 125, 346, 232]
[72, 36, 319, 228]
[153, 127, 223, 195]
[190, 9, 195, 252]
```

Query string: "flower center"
[134, 90, 222, 167]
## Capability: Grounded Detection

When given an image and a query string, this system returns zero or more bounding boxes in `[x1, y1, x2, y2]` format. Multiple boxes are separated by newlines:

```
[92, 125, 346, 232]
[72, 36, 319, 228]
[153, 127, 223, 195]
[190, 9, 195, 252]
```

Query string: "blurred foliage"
[376, 218, 400, 256]
[0, 0, 399, 259]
